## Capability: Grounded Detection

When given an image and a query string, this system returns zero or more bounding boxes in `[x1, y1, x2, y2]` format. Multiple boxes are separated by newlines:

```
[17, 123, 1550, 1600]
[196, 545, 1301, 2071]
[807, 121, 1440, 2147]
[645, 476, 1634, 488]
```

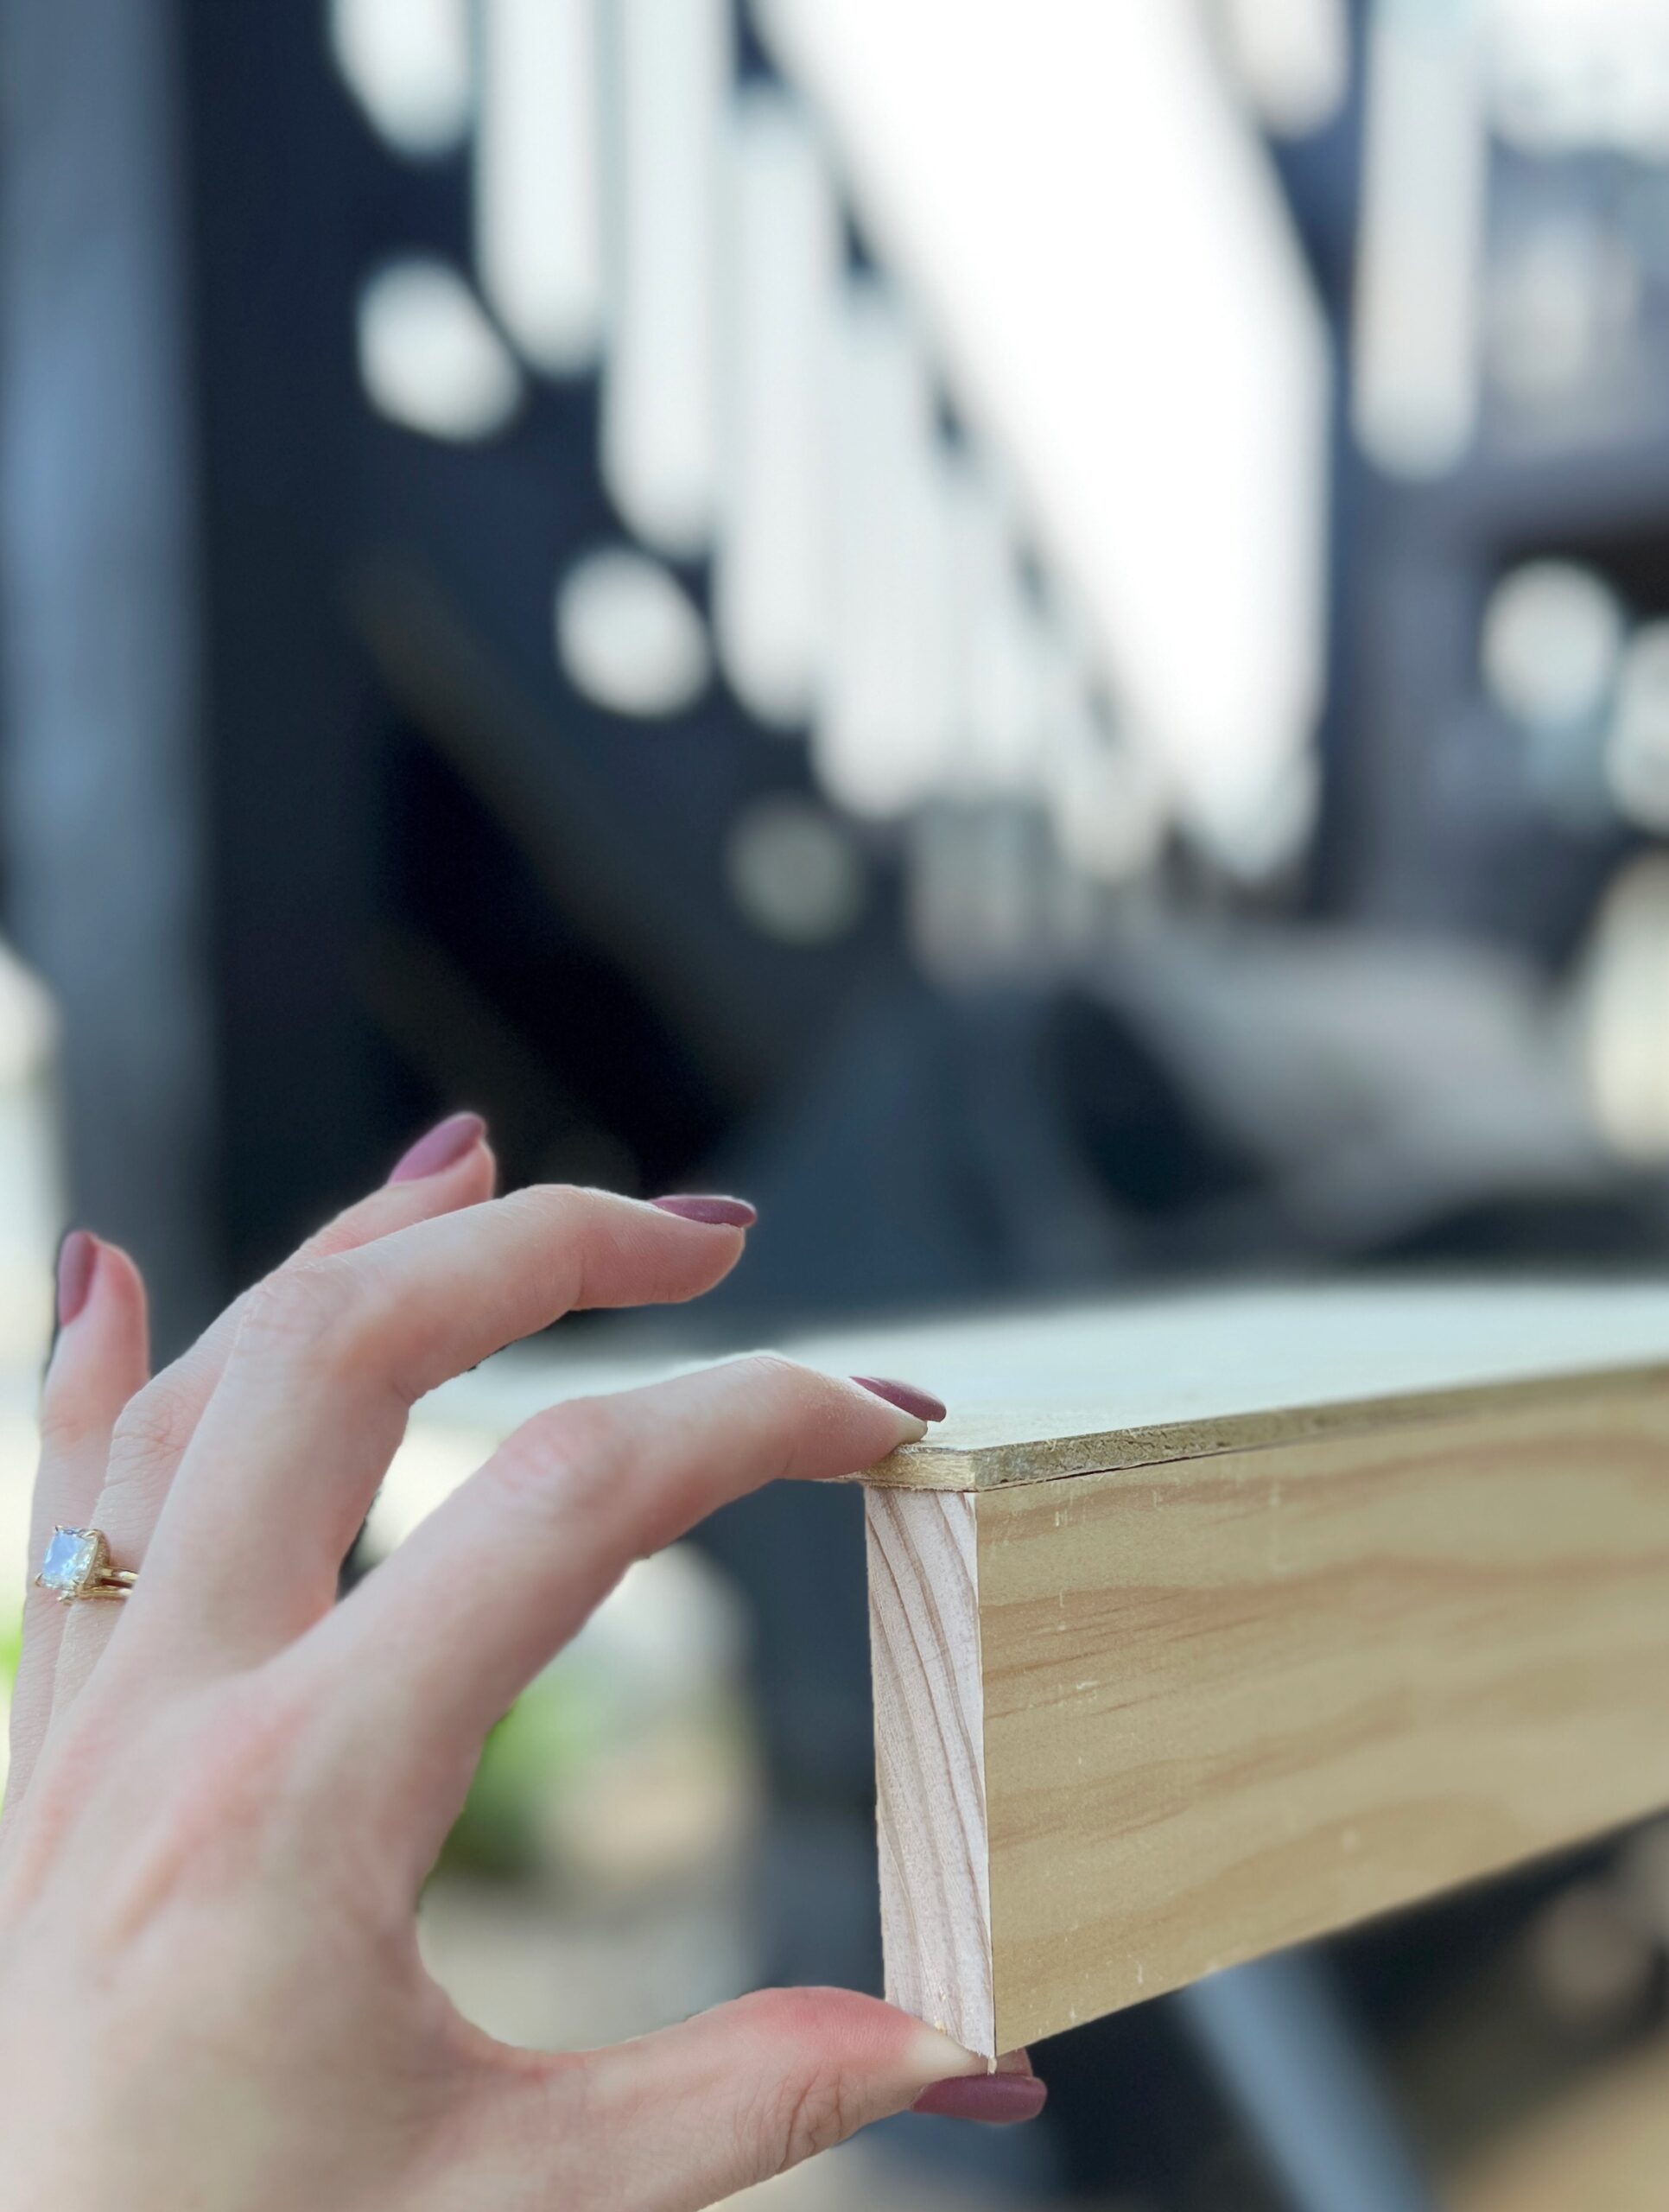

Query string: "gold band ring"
[35, 1527, 135, 1605]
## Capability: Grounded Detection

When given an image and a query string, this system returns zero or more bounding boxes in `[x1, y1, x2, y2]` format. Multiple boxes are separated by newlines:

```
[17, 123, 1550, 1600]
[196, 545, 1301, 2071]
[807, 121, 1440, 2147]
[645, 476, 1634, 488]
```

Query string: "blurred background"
[3, 0, 1669, 2203]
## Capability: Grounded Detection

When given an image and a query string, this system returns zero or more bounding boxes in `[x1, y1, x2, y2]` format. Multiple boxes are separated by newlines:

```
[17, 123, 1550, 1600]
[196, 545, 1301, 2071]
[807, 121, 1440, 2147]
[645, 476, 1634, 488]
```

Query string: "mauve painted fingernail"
[387, 1111, 485, 1185]
[56, 1230, 98, 1329]
[854, 1376, 947, 1423]
[650, 1195, 758, 1228]
[912, 2073, 1048, 2125]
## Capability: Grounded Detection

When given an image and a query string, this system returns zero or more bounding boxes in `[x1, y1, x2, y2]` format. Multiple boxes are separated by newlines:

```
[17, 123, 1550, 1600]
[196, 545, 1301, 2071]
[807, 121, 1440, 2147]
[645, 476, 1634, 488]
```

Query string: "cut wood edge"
[854, 1360, 1669, 1491]
[866, 1488, 996, 2058]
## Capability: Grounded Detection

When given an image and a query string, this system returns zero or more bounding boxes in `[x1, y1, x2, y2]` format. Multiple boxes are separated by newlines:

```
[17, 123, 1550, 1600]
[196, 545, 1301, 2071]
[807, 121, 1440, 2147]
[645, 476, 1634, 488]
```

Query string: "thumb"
[489, 1987, 1035, 2211]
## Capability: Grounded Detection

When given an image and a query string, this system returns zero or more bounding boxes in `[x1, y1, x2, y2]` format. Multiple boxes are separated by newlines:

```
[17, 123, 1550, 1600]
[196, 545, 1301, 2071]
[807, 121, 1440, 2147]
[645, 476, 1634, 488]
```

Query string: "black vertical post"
[173, 0, 394, 1280]
[0, 0, 217, 1350]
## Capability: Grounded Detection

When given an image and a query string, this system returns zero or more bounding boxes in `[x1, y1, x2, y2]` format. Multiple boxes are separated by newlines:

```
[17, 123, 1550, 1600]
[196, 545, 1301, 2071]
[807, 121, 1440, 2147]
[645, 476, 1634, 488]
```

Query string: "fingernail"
[650, 1195, 758, 1228]
[911, 2073, 1048, 2125]
[388, 1111, 485, 1185]
[854, 1376, 947, 1423]
[56, 1230, 98, 1329]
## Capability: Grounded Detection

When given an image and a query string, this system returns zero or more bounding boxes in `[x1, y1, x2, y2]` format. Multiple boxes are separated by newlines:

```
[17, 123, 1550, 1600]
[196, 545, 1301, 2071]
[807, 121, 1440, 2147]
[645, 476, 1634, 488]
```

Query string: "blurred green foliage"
[438, 1663, 600, 1882]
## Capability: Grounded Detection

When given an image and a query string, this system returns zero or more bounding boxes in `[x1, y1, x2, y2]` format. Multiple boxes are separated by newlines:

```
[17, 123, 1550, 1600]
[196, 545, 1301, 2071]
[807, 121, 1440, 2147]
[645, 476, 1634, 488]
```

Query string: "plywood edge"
[866, 1488, 996, 2057]
[855, 1359, 1669, 1491]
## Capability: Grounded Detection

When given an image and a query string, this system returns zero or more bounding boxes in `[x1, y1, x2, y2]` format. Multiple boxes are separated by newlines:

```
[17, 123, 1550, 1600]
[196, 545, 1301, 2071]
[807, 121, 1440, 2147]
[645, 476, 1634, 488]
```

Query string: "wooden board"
[864, 1287, 1669, 2057]
[855, 1279, 1669, 1491]
[431, 1279, 1669, 1495]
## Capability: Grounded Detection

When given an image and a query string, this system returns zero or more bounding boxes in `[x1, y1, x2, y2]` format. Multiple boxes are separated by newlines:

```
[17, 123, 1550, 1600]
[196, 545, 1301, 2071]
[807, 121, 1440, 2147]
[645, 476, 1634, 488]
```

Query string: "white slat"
[476, 0, 603, 374]
[601, 0, 731, 555]
[815, 279, 955, 818]
[712, 86, 840, 728]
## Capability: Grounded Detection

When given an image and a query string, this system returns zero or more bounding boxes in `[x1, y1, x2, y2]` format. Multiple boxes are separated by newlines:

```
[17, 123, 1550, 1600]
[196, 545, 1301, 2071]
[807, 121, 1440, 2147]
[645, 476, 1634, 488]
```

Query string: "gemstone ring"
[35, 1526, 136, 1605]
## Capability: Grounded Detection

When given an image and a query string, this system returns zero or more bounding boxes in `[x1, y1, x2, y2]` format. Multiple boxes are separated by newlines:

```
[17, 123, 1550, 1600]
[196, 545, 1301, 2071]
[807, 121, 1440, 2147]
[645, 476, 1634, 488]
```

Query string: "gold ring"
[35, 1526, 136, 1605]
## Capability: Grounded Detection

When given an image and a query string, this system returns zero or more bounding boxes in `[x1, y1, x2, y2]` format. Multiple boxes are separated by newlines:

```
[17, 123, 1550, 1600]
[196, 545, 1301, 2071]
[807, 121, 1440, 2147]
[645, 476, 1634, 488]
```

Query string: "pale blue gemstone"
[40, 1527, 97, 1594]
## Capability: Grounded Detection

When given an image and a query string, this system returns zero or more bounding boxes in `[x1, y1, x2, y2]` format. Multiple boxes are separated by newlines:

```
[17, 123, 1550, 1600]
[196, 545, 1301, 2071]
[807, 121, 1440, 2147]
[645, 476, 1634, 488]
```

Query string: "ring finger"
[2, 1234, 149, 1822]
[46, 1115, 497, 1728]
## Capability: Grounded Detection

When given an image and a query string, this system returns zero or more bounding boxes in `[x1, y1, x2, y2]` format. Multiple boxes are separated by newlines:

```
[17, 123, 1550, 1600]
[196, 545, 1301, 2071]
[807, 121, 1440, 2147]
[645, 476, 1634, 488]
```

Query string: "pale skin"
[0, 1118, 1043, 2211]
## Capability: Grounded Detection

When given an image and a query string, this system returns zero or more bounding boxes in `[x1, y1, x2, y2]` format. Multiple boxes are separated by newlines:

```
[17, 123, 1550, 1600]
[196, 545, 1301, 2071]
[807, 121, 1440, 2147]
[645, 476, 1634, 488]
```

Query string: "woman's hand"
[0, 1116, 1038, 2212]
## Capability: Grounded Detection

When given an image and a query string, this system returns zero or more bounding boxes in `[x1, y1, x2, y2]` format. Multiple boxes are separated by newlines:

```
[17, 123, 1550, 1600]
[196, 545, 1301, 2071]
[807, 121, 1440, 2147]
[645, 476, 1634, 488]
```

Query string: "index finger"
[292, 1355, 932, 1880]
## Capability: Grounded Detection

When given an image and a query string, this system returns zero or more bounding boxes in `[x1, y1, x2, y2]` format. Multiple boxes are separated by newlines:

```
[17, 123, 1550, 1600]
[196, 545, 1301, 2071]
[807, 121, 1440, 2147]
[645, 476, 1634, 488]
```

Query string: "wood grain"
[869, 1381, 1669, 2056]
[865, 1489, 993, 2054]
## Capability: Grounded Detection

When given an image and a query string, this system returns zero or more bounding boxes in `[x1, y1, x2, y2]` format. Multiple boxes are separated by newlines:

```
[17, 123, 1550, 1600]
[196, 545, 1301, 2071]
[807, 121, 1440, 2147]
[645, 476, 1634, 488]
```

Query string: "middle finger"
[117, 1186, 754, 1676]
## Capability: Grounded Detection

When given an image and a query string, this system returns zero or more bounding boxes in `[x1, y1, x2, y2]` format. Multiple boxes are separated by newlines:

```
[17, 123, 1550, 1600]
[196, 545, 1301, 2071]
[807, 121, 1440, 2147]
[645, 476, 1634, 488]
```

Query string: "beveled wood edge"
[848, 1359, 1669, 1492]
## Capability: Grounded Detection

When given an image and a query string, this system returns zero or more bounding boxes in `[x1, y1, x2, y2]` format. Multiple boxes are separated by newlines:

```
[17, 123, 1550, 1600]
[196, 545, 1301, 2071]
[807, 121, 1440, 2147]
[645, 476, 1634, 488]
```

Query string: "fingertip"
[901, 2018, 988, 2084]
[50, 1238, 148, 1336]
[722, 1986, 972, 2082]
[42, 1231, 150, 1399]
[50, 1230, 146, 1345]
[54, 1230, 98, 1330]
[650, 1195, 757, 1229]
[911, 2071, 1048, 2125]
[840, 1372, 930, 1451]
[614, 1190, 754, 1308]
[852, 1375, 947, 1424]
[906, 2035, 1044, 2125]
[387, 1111, 487, 1185]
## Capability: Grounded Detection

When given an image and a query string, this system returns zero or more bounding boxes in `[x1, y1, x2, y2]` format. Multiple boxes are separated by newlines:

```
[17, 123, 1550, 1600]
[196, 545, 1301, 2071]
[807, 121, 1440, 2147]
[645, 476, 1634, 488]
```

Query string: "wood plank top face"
[428, 1276, 1669, 1493]
[857, 1281, 1669, 1490]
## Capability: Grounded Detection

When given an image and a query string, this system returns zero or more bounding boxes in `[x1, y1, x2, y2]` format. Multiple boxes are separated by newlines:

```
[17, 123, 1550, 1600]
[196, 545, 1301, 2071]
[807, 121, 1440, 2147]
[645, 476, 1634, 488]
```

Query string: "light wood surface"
[428, 1277, 1669, 1494]
[854, 1280, 1669, 1490]
[869, 1358, 1669, 2056]
[865, 1491, 992, 2054]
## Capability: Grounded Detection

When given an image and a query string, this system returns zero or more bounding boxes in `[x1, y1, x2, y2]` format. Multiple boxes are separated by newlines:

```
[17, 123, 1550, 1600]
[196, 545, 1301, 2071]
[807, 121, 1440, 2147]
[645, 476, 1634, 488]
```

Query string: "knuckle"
[294, 1214, 359, 1264]
[543, 1395, 621, 1468]
[505, 1181, 587, 1247]
[724, 1987, 856, 2170]
[510, 1179, 582, 1221]
[725, 1355, 836, 1480]
[731, 1351, 815, 1401]
[36, 1383, 94, 1455]
[491, 1397, 624, 1517]
[511, 1183, 594, 1298]
[235, 1259, 363, 1372]
[108, 1371, 195, 1475]
[758, 2067, 854, 2176]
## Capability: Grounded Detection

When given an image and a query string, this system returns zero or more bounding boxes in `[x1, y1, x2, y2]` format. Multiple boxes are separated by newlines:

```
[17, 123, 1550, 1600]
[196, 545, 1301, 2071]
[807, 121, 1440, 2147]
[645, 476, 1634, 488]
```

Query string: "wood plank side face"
[866, 1490, 995, 2056]
[975, 1390, 1669, 2054]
